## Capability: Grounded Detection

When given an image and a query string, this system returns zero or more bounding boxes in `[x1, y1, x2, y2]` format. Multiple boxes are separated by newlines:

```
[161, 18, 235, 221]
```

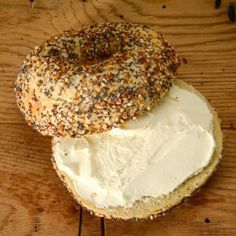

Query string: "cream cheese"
[53, 85, 215, 208]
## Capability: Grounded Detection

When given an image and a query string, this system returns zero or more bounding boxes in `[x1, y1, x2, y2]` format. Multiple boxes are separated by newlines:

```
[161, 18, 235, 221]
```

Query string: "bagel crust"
[15, 22, 179, 137]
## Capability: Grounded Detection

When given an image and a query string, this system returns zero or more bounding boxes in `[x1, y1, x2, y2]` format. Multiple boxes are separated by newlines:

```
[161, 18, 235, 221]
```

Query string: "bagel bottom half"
[52, 79, 223, 220]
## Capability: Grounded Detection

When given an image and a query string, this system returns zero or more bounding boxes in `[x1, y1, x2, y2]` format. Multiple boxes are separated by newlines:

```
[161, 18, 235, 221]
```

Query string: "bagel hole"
[80, 49, 114, 66]
[79, 35, 122, 66]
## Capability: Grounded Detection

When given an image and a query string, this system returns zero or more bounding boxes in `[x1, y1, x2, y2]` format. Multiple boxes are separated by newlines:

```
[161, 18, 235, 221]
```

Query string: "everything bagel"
[15, 23, 179, 137]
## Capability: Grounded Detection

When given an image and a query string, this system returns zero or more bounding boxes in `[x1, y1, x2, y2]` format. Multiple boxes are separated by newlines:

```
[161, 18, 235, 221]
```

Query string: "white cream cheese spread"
[53, 85, 215, 208]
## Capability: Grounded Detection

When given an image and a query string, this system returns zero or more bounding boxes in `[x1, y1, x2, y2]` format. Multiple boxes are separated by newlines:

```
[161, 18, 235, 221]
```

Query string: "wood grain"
[0, 0, 236, 235]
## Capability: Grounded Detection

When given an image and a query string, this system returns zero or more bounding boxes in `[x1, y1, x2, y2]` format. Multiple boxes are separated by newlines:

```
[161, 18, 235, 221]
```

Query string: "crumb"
[30, 0, 35, 8]
[215, 0, 221, 9]
[182, 57, 188, 64]
[228, 3, 236, 22]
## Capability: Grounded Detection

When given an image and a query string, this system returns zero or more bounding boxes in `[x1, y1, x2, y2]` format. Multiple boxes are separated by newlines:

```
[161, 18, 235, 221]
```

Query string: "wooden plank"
[0, 124, 98, 236]
[0, 124, 78, 236]
[82, 210, 103, 236]
[0, 0, 236, 127]
[0, 124, 235, 235]
[0, 0, 236, 235]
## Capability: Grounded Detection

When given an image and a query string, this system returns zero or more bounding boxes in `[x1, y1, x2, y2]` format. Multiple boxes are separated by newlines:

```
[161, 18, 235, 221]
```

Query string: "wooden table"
[0, 0, 236, 235]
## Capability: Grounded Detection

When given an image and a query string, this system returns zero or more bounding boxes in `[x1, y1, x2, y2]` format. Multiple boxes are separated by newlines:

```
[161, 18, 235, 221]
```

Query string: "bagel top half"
[15, 22, 179, 137]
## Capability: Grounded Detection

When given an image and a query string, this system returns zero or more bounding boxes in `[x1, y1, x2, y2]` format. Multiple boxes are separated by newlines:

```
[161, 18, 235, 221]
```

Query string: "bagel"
[52, 80, 222, 220]
[15, 22, 179, 137]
